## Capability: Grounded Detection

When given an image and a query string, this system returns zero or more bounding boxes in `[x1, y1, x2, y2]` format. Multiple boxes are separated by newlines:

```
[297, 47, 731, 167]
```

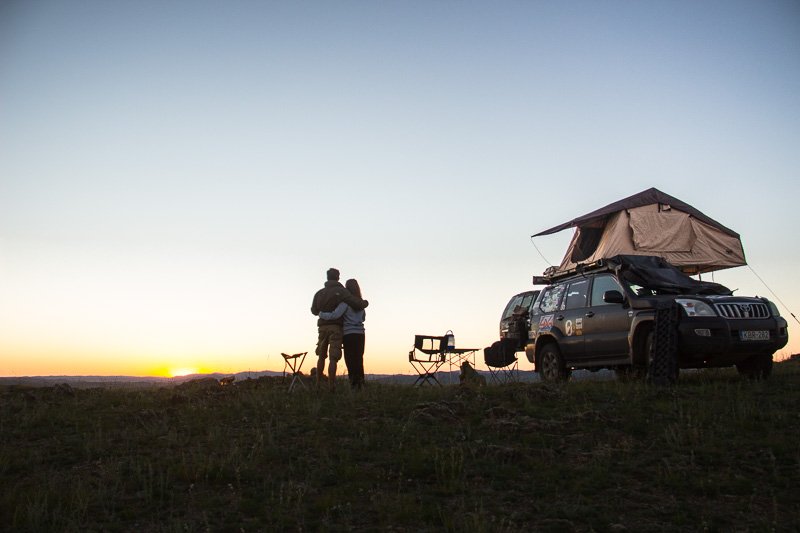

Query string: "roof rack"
[532, 259, 608, 286]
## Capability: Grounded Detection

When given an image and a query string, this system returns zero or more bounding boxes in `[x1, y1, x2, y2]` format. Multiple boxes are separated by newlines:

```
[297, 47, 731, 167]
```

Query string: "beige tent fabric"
[660, 221, 746, 274]
[629, 204, 695, 252]
[555, 206, 746, 275]
[557, 211, 633, 271]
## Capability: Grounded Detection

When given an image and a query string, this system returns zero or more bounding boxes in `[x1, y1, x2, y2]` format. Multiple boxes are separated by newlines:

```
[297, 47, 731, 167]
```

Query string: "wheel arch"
[534, 334, 560, 369]
[631, 318, 654, 366]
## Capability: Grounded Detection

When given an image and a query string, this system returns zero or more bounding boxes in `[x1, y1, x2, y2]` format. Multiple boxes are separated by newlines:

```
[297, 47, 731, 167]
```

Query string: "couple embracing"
[310, 268, 368, 390]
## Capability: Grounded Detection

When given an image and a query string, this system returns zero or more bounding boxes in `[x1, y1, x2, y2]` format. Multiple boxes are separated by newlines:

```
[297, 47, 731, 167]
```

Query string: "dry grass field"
[2, 361, 799, 532]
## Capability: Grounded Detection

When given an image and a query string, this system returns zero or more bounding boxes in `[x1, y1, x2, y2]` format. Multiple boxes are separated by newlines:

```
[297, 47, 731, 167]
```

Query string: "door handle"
[556, 315, 564, 321]
[585, 312, 595, 318]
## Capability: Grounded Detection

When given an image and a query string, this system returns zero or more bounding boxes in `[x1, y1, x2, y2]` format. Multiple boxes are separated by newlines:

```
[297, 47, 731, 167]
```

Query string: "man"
[310, 268, 368, 388]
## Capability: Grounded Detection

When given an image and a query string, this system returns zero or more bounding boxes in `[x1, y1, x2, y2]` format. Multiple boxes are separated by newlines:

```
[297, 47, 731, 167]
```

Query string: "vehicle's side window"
[590, 275, 623, 306]
[563, 279, 589, 310]
[539, 284, 566, 313]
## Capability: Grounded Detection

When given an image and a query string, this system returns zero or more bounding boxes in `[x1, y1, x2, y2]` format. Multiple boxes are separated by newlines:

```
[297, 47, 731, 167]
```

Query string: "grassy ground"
[1, 362, 799, 532]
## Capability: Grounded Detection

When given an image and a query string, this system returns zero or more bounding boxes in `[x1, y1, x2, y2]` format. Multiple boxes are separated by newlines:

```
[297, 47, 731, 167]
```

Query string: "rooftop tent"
[532, 187, 746, 275]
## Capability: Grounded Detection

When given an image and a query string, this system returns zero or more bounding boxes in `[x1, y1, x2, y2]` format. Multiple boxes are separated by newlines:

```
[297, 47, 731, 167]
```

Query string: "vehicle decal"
[575, 317, 583, 335]
[539, 314, 554, 331]
[565, 320, 573, 336]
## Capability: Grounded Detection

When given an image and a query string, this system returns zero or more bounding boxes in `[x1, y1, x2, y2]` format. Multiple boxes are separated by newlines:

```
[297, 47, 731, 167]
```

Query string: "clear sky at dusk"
[1, 1, 798, 377]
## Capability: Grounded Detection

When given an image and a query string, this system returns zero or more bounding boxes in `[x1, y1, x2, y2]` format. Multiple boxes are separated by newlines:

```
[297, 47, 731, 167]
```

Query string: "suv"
[518, 255, 788, 382]
[500, 290, 540, 344]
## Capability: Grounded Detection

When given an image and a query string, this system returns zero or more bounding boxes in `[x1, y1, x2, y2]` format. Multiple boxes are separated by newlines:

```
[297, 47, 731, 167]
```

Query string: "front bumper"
[677, 316, 788, 366]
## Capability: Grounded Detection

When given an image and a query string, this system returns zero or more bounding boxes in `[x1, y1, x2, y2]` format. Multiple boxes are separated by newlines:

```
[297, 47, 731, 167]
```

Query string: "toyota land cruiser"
[512, 255, 788, 382]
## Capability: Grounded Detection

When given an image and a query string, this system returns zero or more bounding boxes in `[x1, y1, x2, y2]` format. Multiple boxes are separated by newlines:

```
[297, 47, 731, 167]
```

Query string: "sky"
[1, 0, 798, 377]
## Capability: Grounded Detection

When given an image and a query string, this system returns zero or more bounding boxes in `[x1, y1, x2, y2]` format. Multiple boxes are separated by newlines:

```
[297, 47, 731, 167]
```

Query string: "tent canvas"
[533, 187, 746, 275]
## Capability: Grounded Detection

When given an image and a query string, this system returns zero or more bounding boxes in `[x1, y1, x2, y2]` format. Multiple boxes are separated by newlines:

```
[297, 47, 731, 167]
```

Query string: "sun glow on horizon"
[169, 367, 199, 378]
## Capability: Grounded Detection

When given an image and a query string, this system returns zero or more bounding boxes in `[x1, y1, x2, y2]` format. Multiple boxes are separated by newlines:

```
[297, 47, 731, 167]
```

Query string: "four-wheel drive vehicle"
[499, 290, 540, 345]
[489, 290, 541, 364]
[518, 255, 788, 382]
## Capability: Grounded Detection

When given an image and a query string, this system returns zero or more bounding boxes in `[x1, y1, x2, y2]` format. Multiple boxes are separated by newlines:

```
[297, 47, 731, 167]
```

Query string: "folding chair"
[408, 335, 447, 386]
[483, 339, 519, 384]
[281, 352, 308, 392]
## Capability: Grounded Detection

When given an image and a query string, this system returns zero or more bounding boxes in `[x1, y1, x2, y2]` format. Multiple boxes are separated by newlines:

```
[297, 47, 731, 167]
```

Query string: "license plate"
[740, 330, 769, 341]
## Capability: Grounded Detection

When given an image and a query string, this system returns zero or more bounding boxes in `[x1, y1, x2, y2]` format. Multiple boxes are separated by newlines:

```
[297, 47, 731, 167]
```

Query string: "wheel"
[538, 344, 569, 382]
[736, 354, 773, 380]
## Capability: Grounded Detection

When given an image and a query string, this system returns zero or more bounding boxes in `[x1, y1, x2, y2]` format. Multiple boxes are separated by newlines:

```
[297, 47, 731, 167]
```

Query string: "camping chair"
[483, 339, 519, 384]
[409, 335, 447, 386]
[281, 352, 308, 392]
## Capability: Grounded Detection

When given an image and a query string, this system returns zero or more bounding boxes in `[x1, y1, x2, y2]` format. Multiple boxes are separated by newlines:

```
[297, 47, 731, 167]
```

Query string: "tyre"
[736, 354, 773, 380]
[538, 344, 569, 382]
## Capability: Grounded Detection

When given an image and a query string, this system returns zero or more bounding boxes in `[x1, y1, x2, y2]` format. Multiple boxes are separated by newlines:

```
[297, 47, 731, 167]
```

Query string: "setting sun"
[169, 368, 199, 378]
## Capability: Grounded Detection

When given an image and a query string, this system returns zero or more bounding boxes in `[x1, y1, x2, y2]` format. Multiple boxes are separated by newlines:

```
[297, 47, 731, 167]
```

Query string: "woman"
[318, 278, 366, 389]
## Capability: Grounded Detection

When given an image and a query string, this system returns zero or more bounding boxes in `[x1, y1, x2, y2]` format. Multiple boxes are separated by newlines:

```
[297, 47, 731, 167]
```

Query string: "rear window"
[502, 295, 525, 319]
[503, 292, 538, 319]
[520, 292, 536, 310]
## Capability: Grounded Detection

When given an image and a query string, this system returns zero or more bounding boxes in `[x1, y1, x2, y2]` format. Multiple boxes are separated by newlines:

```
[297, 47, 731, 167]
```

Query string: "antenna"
[748, 265, 799, 325]
[530, 236, 553, 267]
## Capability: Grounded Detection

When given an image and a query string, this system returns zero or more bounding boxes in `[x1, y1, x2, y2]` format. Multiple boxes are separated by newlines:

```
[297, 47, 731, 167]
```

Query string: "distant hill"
[0, 370, 282, 389]
[0, 368, 622, 388]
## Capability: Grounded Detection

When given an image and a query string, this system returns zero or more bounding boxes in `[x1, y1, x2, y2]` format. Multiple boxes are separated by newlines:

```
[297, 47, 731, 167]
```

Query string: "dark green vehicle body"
[519, 256, 788, 381]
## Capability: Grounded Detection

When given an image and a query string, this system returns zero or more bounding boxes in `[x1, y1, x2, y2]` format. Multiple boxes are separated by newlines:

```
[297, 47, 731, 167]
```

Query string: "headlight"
[767, 300, 781, 317]
[675, 299, 717, 317]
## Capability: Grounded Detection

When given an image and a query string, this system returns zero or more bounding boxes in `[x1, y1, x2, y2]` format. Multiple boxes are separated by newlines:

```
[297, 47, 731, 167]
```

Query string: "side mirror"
[603, 290, 625, 304]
